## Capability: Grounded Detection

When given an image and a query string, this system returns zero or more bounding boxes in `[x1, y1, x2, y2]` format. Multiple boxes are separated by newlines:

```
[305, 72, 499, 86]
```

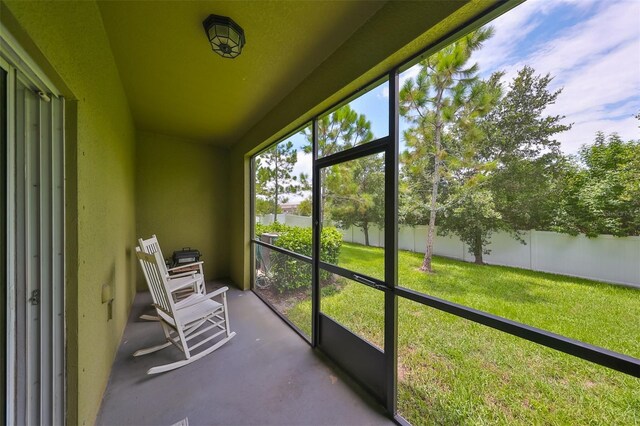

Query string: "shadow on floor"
[96, 281, 392, 426]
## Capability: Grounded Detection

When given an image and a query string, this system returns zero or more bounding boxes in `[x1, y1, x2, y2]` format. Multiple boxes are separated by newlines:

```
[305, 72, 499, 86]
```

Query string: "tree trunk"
[364, 225, 370, 247]
[422, 178, 438, 272]
[320, 168, 327, 219]
[421, 89, 444, 273]
[473, 231, 484, 265]
[273, 152, 279, 222]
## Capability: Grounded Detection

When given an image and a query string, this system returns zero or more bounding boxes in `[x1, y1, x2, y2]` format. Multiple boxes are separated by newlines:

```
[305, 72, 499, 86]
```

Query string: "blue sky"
[470, 0, 640, 154]
[361, 0, 640, 155]
[284, 0, 640, 200]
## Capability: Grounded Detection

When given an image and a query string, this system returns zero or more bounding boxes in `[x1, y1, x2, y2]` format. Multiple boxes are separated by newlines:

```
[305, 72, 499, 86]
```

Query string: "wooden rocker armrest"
[206, 286, 229, 299]
[167, 261, 204, 272]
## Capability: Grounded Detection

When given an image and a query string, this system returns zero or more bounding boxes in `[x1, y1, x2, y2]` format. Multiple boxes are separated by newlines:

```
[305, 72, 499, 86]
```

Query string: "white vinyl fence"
[257, 214, 640, 287]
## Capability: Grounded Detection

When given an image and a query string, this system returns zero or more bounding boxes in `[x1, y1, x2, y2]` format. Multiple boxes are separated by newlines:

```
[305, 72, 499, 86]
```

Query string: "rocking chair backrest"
[135, 245, 158, 306]
[135, 248, 175, 318]
[138, 235, 169, 276]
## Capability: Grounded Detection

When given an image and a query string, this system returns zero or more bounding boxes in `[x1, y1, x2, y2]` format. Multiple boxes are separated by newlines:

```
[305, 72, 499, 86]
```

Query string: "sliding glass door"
[2, 48, 65, 426]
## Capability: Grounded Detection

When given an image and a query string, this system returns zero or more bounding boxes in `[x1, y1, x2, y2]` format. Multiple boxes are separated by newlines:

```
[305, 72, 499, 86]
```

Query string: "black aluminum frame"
[384, 70, 399, 415]
[249, 0, 640, 423]
[311, 118, 320, 347]
[314, 139, 391, 406]
[395, 286, 640, 376]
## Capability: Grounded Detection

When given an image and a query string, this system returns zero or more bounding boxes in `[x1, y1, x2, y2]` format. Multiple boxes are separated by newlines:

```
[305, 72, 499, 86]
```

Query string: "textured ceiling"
[97, 1, 386, 145]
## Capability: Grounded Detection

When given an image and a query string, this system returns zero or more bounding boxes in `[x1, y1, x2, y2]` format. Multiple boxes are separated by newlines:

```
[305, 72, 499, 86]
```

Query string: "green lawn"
[287, 243, 640, 425]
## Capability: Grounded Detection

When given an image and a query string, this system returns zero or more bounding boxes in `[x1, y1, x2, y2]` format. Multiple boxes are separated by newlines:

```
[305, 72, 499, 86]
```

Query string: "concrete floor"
[96, 281, 392, 426]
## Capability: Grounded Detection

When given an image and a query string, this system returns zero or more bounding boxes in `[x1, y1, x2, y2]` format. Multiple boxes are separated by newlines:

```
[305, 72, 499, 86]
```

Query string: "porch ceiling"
[97, 1, 387, 145]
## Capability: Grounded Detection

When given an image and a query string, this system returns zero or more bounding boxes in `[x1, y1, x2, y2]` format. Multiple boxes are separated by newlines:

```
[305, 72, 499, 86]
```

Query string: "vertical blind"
[8, 67, 65, 426]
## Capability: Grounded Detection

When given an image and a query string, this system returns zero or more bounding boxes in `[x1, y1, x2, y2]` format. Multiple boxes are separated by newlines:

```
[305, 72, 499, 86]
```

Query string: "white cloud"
[471, 0, 600, 72]
[292, 151, 312, 179]
[546, 41, 639, 116]
[556, 115, 639, 154]
[472, 0, 551, 72]
[289, 151, 313, 202]
[511, 1, 639, 80]
[255, 149, 312, 203]
[482, 0, 640, 153]
[386, 0, 640, 154]
[287, 192, 310, 203]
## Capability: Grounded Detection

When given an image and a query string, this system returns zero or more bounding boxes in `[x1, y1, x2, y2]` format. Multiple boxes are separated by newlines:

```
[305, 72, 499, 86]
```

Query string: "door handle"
[353, 274, 387, 291]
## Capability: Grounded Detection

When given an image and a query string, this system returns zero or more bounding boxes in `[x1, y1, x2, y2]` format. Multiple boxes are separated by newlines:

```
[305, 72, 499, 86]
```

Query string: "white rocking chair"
[138, 235, 205, 320]
[135, 248, 236, 374]
[138, 234, 206, 294]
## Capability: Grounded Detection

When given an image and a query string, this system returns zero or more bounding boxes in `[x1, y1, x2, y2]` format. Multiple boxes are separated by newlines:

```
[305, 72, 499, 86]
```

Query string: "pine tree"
[255, 141, 309, 221]
[303, 104, 374, 157]
[302, 105, 384, 245]
[399, 27, 497, 272]
[324, 154, 385, 246]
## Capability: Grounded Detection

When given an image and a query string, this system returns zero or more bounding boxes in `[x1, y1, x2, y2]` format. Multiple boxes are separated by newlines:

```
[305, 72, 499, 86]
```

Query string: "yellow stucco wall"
[2, 1, 137, 424]
[228, 1, 499, 289]
[135, 131, 231, 287]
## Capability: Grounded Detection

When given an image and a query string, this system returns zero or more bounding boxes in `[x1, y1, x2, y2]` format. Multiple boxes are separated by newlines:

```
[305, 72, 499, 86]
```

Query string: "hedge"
[255, 223, 342, 292]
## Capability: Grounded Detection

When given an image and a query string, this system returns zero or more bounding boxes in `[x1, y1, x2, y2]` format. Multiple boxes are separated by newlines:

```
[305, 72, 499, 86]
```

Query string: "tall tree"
[295, 197, 312, 217]
[301, 104, 382, 244]
[302, 103, 374, 205]
[441, 66, 572, 263]
[481, 66, 571, 234]
[255, 141, 309, 221]
[438, 186, 503, 264]
[480, 66, 570, 164]
[554, 132, 640, 237]
[324, 154, 385, 246]
[254, 197, 278, 216]
[399, 27, 497, 272]
[303, 104, 374, 157]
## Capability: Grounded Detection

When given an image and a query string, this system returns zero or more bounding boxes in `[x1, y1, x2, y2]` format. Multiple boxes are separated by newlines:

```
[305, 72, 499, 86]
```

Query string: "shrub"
[256, 223, 342, 293]
[255, 221, 289, 237]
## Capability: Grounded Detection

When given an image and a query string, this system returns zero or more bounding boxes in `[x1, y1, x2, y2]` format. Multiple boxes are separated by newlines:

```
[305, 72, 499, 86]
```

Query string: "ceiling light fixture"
[203, 14, 246, 59]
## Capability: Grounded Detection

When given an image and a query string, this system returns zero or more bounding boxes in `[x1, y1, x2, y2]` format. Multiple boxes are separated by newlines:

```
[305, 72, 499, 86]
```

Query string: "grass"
[286, 243, 640, 425]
